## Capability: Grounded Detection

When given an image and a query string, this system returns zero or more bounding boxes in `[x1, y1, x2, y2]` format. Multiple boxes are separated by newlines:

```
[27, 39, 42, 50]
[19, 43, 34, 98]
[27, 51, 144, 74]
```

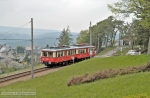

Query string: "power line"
[0, 22, 30, 39]
[0, 39, 30, 41]
[3, 22, 31, 39]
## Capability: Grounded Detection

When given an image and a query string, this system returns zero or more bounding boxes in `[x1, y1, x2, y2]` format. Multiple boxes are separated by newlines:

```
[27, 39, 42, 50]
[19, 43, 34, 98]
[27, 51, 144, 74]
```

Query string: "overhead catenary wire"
[3, 22, 31, 40]
[0, 22, 31, 37]
[0, 39, 30, 40]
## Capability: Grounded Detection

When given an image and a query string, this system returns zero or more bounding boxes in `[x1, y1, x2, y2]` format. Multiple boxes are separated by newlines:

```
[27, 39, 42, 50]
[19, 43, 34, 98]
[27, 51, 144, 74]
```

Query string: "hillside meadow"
[0, 55, 150, 98]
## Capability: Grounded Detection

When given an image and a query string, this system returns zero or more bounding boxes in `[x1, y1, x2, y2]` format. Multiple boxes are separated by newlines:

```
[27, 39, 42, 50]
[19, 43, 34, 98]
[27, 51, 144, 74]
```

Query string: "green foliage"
[23, 54, 30, 64]
[5, 68, 16, 73]
[76, 16, 124, 53]
[108, 0, 150, 53]
[59, 26, 73, 46]
[1, 55, 150, 98]
[0, 64, 6, 74]
[76, 30, 89, 44]
[16, 46, 24, 53]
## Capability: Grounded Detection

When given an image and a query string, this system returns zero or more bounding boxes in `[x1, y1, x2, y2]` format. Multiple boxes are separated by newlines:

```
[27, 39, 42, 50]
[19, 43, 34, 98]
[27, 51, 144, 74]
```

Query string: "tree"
[76, 16, 125, 53]
[59, 26, 73, 46]
[76, 30, 89, 44]
[108, 0, 150, 53]
[16, 46, 24, 53]
[24, 54, 31, 64]
[0, 64, 6, 74]
[46, 44, 49, 48]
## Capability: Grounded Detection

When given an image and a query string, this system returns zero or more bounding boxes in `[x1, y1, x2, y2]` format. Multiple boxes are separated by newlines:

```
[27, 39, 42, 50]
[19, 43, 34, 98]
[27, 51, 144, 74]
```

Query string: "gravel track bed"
[0, 66, 67, 87]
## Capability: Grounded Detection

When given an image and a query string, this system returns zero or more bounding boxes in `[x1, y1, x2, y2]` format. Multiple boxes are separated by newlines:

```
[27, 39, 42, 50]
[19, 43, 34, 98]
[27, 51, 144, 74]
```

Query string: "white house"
[0, 45, 11, 53]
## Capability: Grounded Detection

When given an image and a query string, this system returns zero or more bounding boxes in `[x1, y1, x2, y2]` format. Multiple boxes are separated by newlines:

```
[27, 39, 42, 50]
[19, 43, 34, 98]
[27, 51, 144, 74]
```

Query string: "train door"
[86, 48, 88, 53]
[65, 50, 67, 61]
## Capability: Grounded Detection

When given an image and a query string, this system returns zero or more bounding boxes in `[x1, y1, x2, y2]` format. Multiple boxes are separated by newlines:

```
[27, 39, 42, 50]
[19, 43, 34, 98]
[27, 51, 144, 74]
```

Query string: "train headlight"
[49, 62, 51, 64]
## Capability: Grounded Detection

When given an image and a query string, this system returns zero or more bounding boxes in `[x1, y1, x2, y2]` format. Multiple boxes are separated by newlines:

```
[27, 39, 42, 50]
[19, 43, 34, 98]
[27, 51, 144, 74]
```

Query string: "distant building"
[0, 45, 11, 53]
[24, 46, 41, 63]
[0, 52, 15, 60]
[115, 39, 130, 46]
[25, 46, 41, 55]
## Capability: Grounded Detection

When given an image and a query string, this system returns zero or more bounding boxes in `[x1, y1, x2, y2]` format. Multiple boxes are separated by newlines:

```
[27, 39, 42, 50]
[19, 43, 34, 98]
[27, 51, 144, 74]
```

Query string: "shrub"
[67, 62, 150, 86]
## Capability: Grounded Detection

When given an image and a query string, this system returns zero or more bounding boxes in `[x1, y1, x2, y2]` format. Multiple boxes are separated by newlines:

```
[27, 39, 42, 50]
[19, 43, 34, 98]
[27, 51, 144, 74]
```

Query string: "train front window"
[43, 52, 47, 57]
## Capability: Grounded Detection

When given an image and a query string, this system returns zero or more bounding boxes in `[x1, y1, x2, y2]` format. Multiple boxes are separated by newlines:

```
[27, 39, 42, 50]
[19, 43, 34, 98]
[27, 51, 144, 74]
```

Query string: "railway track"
[0, 67, 50, 83]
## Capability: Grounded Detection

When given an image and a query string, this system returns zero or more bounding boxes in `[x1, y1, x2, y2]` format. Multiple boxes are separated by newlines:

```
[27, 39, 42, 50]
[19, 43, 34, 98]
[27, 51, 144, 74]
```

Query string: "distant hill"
[0, 26, 79, 48]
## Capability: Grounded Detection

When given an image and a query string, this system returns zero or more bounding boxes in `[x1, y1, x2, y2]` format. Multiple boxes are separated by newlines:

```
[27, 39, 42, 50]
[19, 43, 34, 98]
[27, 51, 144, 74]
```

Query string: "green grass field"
[0, 55, 150, 98]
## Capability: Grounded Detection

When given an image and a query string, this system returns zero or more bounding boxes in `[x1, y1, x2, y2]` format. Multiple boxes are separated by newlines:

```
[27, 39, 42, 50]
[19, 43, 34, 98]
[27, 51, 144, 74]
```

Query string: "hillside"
[0, 55, 150, 98]
[0, 26, 79, 48]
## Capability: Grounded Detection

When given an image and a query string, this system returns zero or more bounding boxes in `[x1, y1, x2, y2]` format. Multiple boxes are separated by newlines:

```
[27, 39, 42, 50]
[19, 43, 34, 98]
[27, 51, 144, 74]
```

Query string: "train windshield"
[42, 51, 53, 57]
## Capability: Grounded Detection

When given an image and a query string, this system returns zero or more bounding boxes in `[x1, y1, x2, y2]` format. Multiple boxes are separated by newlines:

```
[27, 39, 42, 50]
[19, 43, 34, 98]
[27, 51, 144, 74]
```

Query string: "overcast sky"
[0, 0, 122, 32]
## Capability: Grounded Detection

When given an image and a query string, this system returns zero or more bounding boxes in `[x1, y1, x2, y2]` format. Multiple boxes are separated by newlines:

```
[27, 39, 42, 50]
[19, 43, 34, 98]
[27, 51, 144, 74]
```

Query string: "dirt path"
[94, 47, 120, 58]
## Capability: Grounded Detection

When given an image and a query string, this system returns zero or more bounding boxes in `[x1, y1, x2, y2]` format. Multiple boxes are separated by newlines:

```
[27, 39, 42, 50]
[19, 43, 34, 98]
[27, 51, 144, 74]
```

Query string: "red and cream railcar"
[72, 45, 96, 60]
[40, 47, 76, 67]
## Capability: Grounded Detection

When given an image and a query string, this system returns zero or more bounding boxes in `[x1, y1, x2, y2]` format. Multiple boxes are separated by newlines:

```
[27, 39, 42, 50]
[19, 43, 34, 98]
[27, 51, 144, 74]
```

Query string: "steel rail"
[0, 67, 50, 83]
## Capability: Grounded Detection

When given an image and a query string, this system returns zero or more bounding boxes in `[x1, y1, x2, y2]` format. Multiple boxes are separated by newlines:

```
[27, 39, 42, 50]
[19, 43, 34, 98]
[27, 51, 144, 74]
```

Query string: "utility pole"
[90, 21, 92, 58]
[148, 29, 150, 54]
[31, 18, 34, 79]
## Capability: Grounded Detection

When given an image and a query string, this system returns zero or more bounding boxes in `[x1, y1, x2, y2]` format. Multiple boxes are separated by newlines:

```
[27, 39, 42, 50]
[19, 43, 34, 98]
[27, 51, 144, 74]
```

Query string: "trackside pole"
[31, 18, 34, 79]
[90, 21, 92, 58]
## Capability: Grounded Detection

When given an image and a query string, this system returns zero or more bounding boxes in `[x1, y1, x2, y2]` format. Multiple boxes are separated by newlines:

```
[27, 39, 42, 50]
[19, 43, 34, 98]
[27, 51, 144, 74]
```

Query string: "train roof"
[41, 45, 95, 52]
[70, 45, 95, 49]
[41, 46, 75, 52]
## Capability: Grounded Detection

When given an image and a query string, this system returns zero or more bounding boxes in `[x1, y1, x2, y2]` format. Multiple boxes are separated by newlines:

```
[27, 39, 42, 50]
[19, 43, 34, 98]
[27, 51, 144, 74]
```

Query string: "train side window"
[71, 50, 73, 55]
[60, 51, 63, 56]
[58, 52, 61, 57]
[48, 52, 53, 57]
[57, 52, 59, 57]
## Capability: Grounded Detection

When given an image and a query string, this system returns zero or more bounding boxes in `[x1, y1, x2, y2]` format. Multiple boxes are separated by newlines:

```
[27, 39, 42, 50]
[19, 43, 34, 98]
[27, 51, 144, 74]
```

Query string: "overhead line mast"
[90, 21, 92, 58]
[31, 18, 34, 79]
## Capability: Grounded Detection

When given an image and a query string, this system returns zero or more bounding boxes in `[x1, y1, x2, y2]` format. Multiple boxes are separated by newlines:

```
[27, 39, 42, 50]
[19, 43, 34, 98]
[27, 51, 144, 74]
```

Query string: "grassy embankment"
[0, 63, 45, 77]
[0, 55, 150, 98]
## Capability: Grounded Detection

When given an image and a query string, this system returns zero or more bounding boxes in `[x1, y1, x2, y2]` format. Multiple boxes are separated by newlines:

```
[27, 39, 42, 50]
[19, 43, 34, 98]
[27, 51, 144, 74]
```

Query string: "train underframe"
[42, 60, 74, 67]
[42, 56, 91, 67]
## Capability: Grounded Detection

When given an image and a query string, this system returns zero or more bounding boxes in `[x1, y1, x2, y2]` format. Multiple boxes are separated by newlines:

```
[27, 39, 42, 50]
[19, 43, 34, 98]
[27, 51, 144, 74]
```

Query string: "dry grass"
[67, 62, 150, 86]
